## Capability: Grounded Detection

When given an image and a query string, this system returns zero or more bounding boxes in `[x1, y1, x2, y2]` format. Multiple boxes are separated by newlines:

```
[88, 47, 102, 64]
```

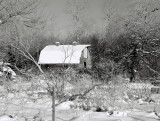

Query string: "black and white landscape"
[0, 0, 160, 121]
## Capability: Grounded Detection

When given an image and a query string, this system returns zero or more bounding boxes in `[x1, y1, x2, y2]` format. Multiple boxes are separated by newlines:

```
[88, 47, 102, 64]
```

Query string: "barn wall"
[79, 48, 92, 69]
[40, 64, 79, 71]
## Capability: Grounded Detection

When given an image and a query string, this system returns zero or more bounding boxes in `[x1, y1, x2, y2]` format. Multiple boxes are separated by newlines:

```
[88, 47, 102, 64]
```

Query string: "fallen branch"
[55, 84, 102, 106]
[146, 65, 160, 76]
[11, 44, 44, 74]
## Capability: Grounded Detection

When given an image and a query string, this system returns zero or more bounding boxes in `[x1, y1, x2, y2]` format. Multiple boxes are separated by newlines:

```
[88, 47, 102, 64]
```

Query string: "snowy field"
[0, 99, 159, 121]
[0, 76, 160, 121]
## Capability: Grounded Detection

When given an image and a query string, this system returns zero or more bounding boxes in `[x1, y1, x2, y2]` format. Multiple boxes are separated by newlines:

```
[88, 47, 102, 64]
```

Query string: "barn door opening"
[84, 62, 86, 68]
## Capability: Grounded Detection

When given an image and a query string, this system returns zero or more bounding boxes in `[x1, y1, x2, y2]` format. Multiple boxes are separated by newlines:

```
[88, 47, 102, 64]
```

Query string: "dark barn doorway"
[84, 62, 86, 68]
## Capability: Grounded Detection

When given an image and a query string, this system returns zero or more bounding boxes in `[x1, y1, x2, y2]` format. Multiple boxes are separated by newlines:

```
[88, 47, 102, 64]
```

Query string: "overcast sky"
[37, 0, 160, 40]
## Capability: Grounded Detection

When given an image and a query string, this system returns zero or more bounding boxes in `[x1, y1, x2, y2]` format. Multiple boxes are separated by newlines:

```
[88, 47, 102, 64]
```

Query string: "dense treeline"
[90, 30, 160, 81]
[0, 0, 160, 80]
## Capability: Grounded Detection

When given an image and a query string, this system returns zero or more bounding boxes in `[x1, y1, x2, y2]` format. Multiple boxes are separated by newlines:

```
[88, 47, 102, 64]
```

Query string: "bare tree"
[11, 42, 44, 73]
[61, 45, 75, 64]
[0, 0, 45, 73]
[0, 0, 41, 25]
[112, 0, 160, 80]
[65, 0, 87, 42]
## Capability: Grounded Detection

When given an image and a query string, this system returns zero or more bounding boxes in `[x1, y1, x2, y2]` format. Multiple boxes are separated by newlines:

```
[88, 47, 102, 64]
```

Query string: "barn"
[38, 42, 92, 69]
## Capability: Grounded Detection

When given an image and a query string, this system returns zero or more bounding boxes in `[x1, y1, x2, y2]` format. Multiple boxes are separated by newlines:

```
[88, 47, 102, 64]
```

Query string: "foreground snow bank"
[127, 83, 154, 89]
[0, 115, 19, 121]
[74, 109, 160, 121]
[56, 101, 75, 110]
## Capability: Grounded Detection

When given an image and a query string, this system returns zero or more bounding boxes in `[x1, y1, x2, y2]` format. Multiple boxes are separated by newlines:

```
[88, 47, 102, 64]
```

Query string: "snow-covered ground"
[1, 101, 159, 121]
[0, 76, 160, 121]
[0, 94, 159, 121]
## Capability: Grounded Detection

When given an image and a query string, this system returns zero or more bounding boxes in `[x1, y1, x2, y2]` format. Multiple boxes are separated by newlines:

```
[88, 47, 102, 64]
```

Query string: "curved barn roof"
[38, 45, 90, 64]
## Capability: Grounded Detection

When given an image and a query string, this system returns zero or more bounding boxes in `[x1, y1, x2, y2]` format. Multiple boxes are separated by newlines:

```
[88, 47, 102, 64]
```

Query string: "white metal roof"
[38, 45, 90, 64]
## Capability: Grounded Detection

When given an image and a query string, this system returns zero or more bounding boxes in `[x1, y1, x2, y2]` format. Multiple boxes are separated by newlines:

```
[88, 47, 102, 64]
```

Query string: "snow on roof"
[38, 45, 90, 64]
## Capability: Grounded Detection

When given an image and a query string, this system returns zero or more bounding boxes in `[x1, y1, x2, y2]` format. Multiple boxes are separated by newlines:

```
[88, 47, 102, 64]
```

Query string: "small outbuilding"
[38, 42, 92, 69]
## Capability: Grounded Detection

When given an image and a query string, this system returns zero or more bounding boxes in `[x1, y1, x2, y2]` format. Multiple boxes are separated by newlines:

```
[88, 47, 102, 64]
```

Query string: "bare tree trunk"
[52, 86, 55, 121]
[11, 44, 44, 74]
[32, 60, 44, 74]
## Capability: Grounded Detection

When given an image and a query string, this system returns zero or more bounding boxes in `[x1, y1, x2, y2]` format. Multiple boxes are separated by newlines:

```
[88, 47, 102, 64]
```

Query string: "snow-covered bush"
[71, 75, 129, 111]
